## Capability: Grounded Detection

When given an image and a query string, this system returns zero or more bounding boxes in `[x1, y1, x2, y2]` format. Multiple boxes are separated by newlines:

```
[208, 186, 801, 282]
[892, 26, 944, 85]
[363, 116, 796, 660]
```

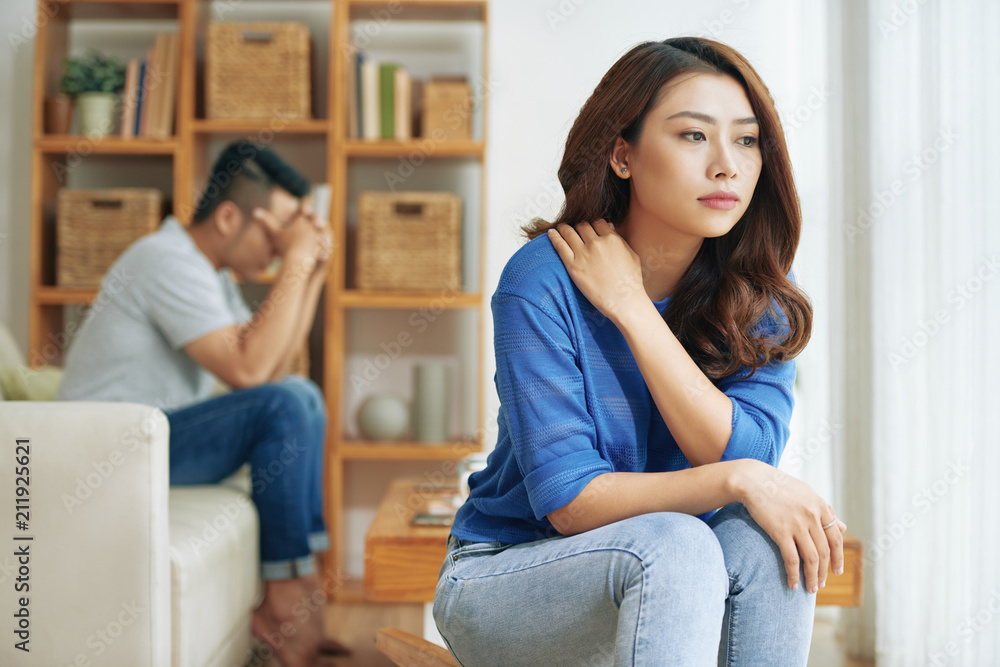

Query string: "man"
[59, 140, 342, 666]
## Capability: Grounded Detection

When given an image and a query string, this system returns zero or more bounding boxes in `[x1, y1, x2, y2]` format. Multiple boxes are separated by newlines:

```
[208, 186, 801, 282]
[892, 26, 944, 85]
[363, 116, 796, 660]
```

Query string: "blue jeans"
[165, 376, 329, 580]
[433, 503, 815, 666]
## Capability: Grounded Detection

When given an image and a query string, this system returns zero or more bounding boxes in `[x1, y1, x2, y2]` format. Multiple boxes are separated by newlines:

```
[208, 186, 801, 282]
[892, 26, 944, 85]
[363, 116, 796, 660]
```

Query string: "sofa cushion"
[0, 365, 63, 400]
[169, 485, 261, 667]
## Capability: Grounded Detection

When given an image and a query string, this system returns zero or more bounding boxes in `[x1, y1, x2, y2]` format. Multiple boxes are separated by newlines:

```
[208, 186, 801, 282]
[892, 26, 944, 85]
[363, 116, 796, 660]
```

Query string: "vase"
[44, 95, 73, 134]
[76, 92, 117, 136]
[412, 362, 450, 443]
[356, 394, 409, 441]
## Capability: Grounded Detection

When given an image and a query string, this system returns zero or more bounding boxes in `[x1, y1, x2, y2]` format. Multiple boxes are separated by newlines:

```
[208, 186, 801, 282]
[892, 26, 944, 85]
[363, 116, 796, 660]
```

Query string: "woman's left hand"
[547, 219, 647, 324]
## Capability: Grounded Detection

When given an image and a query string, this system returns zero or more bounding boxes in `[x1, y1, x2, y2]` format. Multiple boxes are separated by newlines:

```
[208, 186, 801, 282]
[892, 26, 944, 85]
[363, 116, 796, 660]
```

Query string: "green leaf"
[59, 48, 126, 97]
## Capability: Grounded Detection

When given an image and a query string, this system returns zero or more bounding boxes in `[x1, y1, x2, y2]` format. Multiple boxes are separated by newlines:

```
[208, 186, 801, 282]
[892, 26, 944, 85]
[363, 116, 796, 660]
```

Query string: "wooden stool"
[817, 531, 864, 607]
[376, 628, 459, 667]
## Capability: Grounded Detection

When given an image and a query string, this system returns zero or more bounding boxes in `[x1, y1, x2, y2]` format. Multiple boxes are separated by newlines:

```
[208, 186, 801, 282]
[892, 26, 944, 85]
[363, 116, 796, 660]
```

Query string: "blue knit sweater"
[451, 235, 797, 545]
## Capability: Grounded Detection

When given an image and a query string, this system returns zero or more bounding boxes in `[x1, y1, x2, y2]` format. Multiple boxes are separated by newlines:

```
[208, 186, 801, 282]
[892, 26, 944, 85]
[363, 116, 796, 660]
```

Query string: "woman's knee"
[609, 512, 728, 596]
[709, 502, 790, 586]
[709, 503, 774, 555]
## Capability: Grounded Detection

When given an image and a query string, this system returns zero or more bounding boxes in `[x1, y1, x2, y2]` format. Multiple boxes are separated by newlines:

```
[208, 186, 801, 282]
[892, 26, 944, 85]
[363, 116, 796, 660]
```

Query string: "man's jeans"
[166, 375, 329, 580]
[433, 503, 816, 666]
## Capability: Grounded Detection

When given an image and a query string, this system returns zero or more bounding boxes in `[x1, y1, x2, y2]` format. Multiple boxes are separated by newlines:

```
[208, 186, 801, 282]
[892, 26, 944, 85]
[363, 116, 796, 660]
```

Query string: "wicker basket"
[206, 22, 311, 120]
[56, 188, 162, 287]
[356, 191, 461, 291]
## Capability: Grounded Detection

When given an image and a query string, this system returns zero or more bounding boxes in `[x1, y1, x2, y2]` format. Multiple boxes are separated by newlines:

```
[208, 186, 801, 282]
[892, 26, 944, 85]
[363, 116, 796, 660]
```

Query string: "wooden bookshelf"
[340, 440, 481, 461]
[28, 0, 489, 601]
[339, 290, 481, 310]
[326, 0, 488, 600]
[343, 139, 484, 158]
[37, 135, 179, 154]
[190, 119, 330, 135]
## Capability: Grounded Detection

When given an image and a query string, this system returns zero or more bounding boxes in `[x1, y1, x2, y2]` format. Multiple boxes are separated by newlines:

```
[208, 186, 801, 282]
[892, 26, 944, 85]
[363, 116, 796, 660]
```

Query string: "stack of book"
[346, 49, 420, 141]
[120, 33, 180, 139]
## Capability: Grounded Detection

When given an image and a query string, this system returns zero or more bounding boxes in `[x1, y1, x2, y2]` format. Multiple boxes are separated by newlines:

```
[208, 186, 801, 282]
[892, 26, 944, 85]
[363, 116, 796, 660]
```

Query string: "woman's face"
[619, 72, 762, 240]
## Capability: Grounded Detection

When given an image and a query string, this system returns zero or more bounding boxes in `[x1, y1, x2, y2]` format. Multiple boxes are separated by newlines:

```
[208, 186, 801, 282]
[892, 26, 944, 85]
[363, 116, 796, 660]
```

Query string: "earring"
[620, 166, 628, 174]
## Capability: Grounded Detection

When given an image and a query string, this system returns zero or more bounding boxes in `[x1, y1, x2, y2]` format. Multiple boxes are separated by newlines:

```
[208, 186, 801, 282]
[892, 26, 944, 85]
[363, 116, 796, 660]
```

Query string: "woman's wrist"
[724, 458, 760, 506]
[609, 295, 659, 332]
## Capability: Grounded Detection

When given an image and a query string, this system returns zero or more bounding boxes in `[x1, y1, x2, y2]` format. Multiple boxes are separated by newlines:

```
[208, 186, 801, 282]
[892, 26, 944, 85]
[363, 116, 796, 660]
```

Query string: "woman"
[433, 38, 845, 666]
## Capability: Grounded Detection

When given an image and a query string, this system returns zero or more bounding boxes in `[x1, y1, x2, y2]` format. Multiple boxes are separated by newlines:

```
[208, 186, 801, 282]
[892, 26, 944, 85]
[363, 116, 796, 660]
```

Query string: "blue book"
[134, 60, 146, 136]
[355, 51, 364, 139]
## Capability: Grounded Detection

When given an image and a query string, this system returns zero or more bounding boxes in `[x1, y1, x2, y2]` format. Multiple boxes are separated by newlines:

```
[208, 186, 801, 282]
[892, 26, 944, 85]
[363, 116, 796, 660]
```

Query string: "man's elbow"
[221, 360, 272, 390]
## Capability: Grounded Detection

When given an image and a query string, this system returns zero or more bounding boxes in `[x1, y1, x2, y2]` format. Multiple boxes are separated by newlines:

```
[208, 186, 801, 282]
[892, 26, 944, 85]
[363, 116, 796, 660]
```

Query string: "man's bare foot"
[315, 636, 352, 656]
[252, 579, 323, 667]
[298, 571, 352, 657]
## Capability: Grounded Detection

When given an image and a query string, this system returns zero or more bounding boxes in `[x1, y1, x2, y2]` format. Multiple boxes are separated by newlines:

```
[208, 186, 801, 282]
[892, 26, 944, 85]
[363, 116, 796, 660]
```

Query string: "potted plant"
[60, 49, 126, 136]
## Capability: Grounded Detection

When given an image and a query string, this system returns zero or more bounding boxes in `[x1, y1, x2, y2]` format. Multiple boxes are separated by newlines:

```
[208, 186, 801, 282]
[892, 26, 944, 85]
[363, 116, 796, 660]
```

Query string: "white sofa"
[0, 325, 262, 666]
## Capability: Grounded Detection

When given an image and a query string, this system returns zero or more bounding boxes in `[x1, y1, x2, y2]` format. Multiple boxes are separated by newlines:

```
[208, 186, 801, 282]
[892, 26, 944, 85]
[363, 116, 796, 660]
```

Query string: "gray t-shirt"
[57, 216, 252, 411]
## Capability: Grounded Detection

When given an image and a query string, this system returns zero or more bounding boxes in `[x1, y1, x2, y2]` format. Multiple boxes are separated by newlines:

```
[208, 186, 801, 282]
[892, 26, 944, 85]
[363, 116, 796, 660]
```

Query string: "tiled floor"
[256, 602, 874, 666]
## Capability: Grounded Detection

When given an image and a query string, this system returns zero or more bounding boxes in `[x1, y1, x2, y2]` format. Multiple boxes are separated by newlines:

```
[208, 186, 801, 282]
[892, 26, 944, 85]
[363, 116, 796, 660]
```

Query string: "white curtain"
[834, 1, 1000, 663]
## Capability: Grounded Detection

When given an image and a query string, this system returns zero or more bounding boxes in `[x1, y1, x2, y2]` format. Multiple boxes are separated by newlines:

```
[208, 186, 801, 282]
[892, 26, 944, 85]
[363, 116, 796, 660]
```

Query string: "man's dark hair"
[192, 140, 310, 225]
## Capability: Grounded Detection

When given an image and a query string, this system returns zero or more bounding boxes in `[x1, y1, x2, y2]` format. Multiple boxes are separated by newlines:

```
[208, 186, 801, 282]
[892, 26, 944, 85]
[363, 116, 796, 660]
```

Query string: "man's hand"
[300, 206, 334, 269]
[253, 206, 332, 272]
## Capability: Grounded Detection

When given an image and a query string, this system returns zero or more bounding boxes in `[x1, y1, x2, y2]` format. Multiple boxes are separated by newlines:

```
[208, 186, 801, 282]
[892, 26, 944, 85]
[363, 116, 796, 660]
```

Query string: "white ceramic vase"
[412, 362, 450, 443]
[76, 92, 117, 136]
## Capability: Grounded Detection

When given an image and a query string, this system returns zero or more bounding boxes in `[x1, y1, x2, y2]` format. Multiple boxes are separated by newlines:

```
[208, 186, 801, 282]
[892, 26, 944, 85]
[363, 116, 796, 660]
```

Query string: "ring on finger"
[821, 518, 837, 531]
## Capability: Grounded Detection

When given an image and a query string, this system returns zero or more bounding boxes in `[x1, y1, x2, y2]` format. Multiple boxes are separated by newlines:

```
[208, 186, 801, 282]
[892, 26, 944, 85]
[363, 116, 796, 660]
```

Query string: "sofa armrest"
[0, 402, 171, 667]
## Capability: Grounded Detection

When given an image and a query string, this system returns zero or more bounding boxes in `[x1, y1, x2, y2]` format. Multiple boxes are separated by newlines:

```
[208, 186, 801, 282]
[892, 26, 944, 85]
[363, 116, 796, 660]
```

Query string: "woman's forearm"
[547, 459, 751, 536]
[613, 301, 734, 466]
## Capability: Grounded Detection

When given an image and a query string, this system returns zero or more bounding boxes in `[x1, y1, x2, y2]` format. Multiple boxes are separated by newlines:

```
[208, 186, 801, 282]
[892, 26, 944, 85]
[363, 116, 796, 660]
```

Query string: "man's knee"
[279, 375, 326, 417]
[262, 377, 326, 428]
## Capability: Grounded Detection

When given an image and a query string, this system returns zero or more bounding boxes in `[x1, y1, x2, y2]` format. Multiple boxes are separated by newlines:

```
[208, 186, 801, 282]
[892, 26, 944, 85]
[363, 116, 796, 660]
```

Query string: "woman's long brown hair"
[523, 38, 812, 379]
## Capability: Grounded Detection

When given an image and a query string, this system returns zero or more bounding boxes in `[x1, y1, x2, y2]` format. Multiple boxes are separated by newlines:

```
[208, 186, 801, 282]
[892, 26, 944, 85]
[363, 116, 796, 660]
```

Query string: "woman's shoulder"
[495, 234, 573, 299]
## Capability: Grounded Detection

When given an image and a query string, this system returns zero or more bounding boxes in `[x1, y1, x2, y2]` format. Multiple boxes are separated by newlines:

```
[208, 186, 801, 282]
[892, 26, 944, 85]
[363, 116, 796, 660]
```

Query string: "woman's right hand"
[733, 459, 847, 594]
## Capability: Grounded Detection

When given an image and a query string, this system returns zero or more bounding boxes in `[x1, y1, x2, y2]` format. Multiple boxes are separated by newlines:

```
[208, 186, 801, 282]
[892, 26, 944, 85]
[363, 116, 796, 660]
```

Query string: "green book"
[379, 63, 399, 140]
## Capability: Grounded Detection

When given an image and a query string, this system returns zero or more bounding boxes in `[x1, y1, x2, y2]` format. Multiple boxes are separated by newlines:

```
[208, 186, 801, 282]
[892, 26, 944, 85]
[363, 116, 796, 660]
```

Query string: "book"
[411, 78, 424, 138]
[379, 63, 399, 140]
[309, 183, 332, 223]
[360, 58, 380, 142]
[146, 38, 166, 137]
[354, 51, 365, 139]
[393, 67, 411, 140]
[410, 513, 452, 527]
[154, 33, 179, 138]
[120, 58, 139, 138]
[138, 48, 153, 137]
[345, 45, 358, 139]
[133, 60, 146, 137]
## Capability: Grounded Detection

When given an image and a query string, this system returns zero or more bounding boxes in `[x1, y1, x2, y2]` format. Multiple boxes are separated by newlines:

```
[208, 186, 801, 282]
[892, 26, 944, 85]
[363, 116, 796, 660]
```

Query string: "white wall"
[0, 0, 37, 352]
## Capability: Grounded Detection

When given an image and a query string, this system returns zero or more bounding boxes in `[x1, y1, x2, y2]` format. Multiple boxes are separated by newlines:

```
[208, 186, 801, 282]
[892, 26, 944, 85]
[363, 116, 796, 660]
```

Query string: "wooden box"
[355, 191, 461, 291]
[206, 22, 312, 120]
[364, 478, 454, 603]
[56, 188, 162, 287]
[421, 78, 472, 141]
